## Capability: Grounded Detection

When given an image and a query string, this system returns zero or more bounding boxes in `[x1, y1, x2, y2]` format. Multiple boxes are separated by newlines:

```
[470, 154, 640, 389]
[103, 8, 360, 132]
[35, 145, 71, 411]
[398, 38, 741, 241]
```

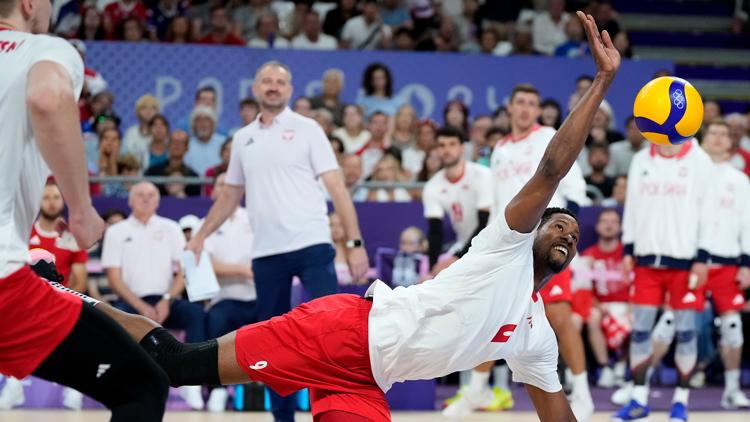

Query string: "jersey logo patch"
[96, 363, 111, 378]
[732, 294, 744, 306]
[681, 292, 696, 304]
[249, 361, 268, 370]
[29, 235, 41, 245]
[282, 130, 295, 141]
[549, 285, 564, 297]
[491, 324, 517, 343]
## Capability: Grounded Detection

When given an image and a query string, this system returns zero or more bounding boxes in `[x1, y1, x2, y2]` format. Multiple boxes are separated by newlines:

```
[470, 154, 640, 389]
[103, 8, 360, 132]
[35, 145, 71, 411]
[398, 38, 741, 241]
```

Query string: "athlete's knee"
[720, 312, 743, 349]
[651, 310, 676, 344]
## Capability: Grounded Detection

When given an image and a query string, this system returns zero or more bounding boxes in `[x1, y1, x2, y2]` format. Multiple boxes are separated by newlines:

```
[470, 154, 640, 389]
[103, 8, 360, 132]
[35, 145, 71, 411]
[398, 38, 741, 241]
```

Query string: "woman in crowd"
[357, 62, 404, 117]
[402, 119, 438, 179]
[329, 212, 354, 285]
[167, 16, 195, 43]
[391, 104, 418, 150]
[443, 100, 469, 136]
[367, 154, 412, 202]
[332, 104, 371, 153]
[75, 7, 106, 41]
[145, 114, 170, 170]
[204, 137, 233, 197]
[122, 94, 160, 167]
[540, 98, 563, 129]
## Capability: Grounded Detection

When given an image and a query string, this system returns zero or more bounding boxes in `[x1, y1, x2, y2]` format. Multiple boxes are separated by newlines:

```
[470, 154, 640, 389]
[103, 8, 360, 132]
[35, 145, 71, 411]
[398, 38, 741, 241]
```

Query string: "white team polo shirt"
[367, 212, 561, 394]
[200, 207, 256, 303]
[101, 215, 185, 297]
[226, 107, 339, 258]
[698, 162, 750, 259]
[0, 31, 83, 278]
[422, 161, 493, 250]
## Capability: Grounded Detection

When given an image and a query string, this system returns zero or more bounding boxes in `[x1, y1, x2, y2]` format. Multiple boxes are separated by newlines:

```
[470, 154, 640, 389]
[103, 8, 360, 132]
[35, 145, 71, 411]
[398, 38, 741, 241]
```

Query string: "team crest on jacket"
[282, 130, 295, 141]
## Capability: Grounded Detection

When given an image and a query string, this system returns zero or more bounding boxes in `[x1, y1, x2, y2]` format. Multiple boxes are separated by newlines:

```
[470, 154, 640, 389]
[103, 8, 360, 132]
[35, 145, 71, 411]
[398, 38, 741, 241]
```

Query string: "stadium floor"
[3, 410, 750, 421]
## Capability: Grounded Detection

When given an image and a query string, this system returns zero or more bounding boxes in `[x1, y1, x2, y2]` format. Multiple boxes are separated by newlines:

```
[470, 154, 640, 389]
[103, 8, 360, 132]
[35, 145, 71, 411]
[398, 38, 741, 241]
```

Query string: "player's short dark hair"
[195, 86, 217, 101]
[436, 126, 465, 143]
[239, 97, 258, 108]
[510, 84, 540, 103]
[540, 207, 579, 228]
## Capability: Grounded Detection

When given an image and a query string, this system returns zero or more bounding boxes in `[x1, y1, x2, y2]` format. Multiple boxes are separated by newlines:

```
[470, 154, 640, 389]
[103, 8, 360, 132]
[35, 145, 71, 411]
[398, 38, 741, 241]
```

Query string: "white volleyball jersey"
[367, 212, 561, 394]
[489, 125, 589, 219]
[0, 30, 84, 278]
[422, 162, 493, 249]
[698, 161, 750, 259]
[622, 141, 713, 259]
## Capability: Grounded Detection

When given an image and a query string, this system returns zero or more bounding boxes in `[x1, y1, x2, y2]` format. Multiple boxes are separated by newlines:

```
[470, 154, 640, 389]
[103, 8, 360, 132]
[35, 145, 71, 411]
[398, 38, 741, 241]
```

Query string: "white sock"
[673, 387, 689, 405]
[459, 370, 472, 387]
[614, 361, 627, 378]
[632, 385, 649, 406]
[468, 370, 491, 396]
[493, 365, 510, 391]
[725, 369, 740, 393]
[572, 371, 591, 397]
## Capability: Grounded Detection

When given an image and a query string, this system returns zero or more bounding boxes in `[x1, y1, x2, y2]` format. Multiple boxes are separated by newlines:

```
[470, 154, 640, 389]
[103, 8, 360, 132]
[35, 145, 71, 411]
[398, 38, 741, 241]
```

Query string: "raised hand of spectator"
[348, 247, 370, 284]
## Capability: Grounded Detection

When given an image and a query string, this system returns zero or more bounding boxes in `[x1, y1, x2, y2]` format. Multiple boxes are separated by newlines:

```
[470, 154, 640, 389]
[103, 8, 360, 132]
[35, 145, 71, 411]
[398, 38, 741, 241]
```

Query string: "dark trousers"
[114, 295, 206, 342]
[206, 299, 258, 338]
[252, 243, 338, 422]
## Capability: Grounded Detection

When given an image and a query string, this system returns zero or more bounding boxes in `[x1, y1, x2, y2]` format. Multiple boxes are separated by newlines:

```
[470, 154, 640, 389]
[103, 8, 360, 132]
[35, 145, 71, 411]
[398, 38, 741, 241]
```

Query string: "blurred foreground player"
[134, 12, 616, 422]
[0, 0, 168, 420]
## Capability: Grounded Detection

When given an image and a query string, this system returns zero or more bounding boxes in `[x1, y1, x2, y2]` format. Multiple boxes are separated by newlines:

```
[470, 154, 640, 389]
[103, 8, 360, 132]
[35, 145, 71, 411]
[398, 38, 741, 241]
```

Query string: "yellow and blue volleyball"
[632, 76, 703, 146]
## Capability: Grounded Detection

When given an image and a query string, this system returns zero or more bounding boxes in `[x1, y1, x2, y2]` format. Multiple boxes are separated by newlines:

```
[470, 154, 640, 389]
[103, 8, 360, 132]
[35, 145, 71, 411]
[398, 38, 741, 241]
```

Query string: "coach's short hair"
[510, 83, 540, 103]
[255, 60, 293, 82]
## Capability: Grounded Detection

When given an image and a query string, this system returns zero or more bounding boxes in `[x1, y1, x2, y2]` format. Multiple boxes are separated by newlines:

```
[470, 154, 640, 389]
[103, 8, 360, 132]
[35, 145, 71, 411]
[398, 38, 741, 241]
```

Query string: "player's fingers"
[601, 30, 614, 49]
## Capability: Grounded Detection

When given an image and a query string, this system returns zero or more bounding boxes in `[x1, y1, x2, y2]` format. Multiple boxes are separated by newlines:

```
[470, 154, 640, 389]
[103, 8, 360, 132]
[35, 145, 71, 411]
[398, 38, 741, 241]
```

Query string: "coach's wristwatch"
[346, 239, 364, 249]
[161, 293, 174, 303]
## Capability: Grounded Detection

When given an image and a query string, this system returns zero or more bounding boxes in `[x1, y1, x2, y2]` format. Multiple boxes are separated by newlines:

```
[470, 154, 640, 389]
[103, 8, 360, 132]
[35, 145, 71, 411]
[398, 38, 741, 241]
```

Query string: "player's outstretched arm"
[505, 11, 620, 233]
[525, 384, 577, 422]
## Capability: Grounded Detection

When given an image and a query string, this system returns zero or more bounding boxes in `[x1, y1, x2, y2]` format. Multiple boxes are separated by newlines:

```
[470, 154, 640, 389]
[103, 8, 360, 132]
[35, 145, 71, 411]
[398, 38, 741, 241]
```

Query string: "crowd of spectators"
[53, 0, 637, 58]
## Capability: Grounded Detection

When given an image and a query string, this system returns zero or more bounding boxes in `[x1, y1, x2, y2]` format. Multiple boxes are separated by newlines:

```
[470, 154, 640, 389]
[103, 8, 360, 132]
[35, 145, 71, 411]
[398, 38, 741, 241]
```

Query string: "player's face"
[595, 211, 620, 240]
[702, 124, 732, 156]
[534, 214, 579, 274]
[253, 66, 293, 112]
[508, 92, 541, 132]
[39, 184, 64, 220]
[437, 136, 463, 167]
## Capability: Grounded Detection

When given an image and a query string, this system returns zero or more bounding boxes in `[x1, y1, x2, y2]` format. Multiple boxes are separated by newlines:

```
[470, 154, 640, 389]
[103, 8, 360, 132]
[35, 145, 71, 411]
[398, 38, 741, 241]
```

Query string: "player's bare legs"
[217, 332, 252, 385]
[718, 311, 749, 408]
[442, 360, 513, 419]
[586, 307, 615, 387]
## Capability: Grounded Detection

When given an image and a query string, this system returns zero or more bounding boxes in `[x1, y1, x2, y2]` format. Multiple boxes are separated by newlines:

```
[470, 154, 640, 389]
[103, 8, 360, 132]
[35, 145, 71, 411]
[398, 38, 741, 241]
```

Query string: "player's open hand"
[576, 11, 620, 77]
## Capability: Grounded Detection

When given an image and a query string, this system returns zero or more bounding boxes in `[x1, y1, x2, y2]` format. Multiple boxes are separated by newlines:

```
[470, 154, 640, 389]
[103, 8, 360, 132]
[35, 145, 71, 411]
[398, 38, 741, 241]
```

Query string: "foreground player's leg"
[32, 304, 169, 422]
[545, 301, 594, 421]
[668, 310, 697, 422]
[0, 377, 25, 410]
[718, 312, 750, 409]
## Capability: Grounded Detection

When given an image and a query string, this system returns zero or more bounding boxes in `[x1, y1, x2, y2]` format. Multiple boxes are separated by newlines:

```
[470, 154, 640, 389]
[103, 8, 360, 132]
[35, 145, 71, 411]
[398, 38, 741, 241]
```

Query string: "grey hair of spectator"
[190, 105, 218, 126]
[313, 108, 334, 124]
[255, 60, 293, 82]
[725, 112, 748, 128]
[323, 68, 345, 88]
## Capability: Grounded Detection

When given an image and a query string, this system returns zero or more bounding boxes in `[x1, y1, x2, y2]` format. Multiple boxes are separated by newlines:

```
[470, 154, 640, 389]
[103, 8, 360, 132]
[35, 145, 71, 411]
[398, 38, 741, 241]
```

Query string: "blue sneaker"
[669, 402, 688, 422]
[611, 399, 650, 421]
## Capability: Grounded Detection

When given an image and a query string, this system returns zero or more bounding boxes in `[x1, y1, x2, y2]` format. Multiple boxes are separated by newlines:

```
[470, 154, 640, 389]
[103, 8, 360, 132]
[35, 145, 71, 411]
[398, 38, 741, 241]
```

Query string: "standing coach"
[187, 61, 369, 422]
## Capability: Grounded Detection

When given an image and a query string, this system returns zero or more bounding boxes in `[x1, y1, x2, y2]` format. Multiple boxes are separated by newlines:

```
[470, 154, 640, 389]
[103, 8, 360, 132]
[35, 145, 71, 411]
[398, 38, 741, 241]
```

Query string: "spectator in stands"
[310, 69, 346, 126]
[145, 130, 201, 196]
[292, 96, 313, 118]
[380, 0, 411, 28]
[532, 0, 569, 55]
[329, 136, 345, 163]
[165, 170, 189, 198]
[341, 153, 368, 201]
[185, 106, 224, 175]
[359, 111, 392, 178]
[121, 16, 146, 41]
[247, 11, 289, 48]
[199, 5, 245, 45]
[392, 27, 416, 50]
[492, 105, 511, 136]
[291, 10, 337, 50]
[392, 104, 417, 150]
[166, 15, 194, 43]
[333, 104, 370, 153]
[702, 100, 722, 129]
[367, 154, 412, 202]
[609, 116, 647, 176]
[148, 0, 188, 41]
[568, 74, 593, 113]
[613, 31, 633, 59]
[201, 172, 257, 411]
[76, 7, 106, 40]
[313, 108, 336, 137]
[601, 175, 627, 207]
[409, 0, 439, 38]
[144, 115, 170, 170]
[415, 145, 441, 185]
[97, 128, 122, 177]
[329, 212, 354, 285]
[592, 100, 623, 144]
[357, 62, 404, 117]
[103, 154, 141, 198]
[431, 17, 460, 52]
[238, 97, 260, 126]
[478, 27, 512, 56]
[178, 214, 199, 242]
[280, 1, 311, 40]
[726, 113, 750, 176]
[232, 0, 271, 40]
[477, 126, 505, 167]
[403, 119, 437, 178]
[53, 0, 83, 37]
[474, 0, 531, 29]
[85, 110, 120, 172]
[443, 100, 469, 136]
[540, 98, 563, 129]
[122, 94, 159, 166]
[102, 181, 206, 409]
[103, 0, 149, 39]
[465, 114, 492, 162]
[323, 0, 360, 39]
[593, 0, 621, 38]
[204, 137, 233, 197]
[178, 86, 225, 133]
[554, 14, 588, 57]
[341, 0, 392, 50]
[511, 25, 536, 55]
[585, 143, 616, 201]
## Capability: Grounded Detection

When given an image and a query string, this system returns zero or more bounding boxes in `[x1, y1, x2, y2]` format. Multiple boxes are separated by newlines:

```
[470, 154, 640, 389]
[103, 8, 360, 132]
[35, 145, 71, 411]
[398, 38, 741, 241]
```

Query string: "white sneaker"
[689, 371, 705, 388]
[598, 367, 616, 388]
[180, 385, 204, 410]
[207, 388, 228, 412]
[611, 381, 633, 406]
[569, 391, 595, 422]
[721, 389, 750, 409]
[62, 387, 83, 410]
[0, 377, 25, 410]
[441, 387, 494, 419]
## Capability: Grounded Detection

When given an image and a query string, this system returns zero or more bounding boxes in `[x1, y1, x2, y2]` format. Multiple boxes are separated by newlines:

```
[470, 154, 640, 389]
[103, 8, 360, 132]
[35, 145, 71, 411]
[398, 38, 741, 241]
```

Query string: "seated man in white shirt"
[291, 10, 338, 50]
